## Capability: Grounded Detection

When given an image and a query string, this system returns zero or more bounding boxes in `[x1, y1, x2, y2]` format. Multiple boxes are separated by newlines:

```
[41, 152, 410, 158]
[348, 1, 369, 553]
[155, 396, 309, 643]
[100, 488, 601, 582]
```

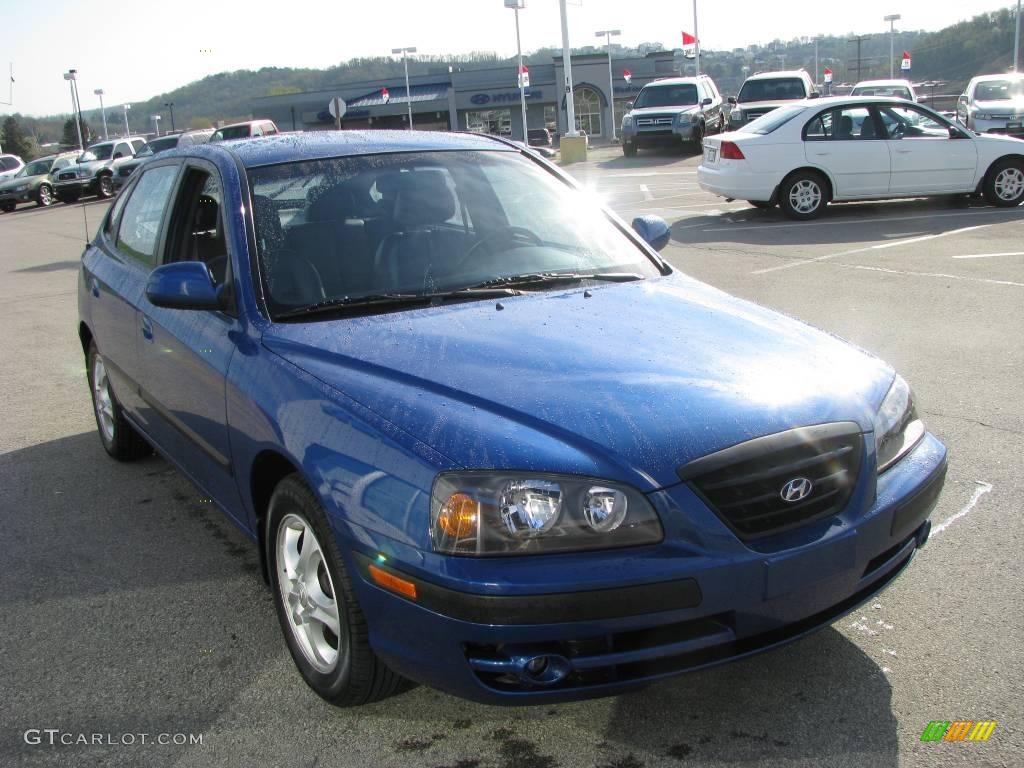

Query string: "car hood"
[972, 98, 1024, 113]
[734, 100, 797, 112]
[0, 175, 37, 191]
[629, 105, 701, 117]
[262, 275, 893, 490]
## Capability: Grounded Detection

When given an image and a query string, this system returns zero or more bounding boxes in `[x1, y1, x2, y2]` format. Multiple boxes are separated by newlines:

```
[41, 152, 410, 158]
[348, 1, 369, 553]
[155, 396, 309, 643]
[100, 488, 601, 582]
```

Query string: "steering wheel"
[891, 121, 905, 139]
[456, 226, 543, 270]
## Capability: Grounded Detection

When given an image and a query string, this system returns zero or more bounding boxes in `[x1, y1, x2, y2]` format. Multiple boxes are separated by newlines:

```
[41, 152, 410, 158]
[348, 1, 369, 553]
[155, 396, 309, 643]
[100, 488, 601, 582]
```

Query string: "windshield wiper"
[462, 272, 644, 290]
[275, 287, 520, 321]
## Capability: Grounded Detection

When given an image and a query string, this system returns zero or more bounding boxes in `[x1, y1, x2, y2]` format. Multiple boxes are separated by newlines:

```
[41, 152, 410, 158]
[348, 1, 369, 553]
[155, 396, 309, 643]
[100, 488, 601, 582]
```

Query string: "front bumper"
[623, 124, 701, 147]
[346, 433, 947, 704]
[970, 117, 1024, 138]
[0, 188, 35, 205]
[54, 178, 97, 197]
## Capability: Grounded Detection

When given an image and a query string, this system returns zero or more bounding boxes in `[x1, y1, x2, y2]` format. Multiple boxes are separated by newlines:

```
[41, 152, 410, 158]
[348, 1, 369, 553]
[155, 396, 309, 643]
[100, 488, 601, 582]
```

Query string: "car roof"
[971, 72, 1024, 82]
[644, 76, 707, 86]
[746, 70, 810, 81]
[795, 95, 925, 107]
[216, 119, 274, 130]
[201, 130, 517, 169]
[853, 79, 913, 87]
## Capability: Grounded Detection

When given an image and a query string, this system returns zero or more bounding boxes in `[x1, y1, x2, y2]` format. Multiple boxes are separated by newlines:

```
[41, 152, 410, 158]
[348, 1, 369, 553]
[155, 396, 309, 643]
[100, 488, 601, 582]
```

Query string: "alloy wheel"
[91, 355, 115, 443]
[993, 167, 1024, 202]
[276, 513, 343, 674]
[38, 184, 52, 206]
[788, 179, 822, 214]
[99, 176, 114, 198]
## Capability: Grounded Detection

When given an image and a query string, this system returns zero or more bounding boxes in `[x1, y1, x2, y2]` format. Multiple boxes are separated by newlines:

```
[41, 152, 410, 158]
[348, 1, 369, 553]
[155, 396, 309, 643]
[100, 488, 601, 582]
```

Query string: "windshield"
[738, 78, 807, 103]
[634, 84, 698, 108]
[81, 144, 114, 161]
[744, 105, 805, 134]
[21, 159, 54, 176]
[136, 136, 179, 157]
[852, 85, 913, 100]
[249, 150, 663, 318]
[974, 79, 1024, 101]
[211, 125, 252, 141]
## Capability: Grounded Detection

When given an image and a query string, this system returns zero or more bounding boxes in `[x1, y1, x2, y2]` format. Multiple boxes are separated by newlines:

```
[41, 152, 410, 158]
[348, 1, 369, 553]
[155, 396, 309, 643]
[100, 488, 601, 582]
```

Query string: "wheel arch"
[78, 322, 94, 359]
[774, 166, 835, 203]
[250, 449, 304, 584]
[981, 153, 1024, 186]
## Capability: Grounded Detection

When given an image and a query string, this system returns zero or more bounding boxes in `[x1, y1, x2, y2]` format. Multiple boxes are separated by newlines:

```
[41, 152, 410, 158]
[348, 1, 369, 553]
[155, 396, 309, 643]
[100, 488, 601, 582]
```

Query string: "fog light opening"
[516, 654, 571, 686]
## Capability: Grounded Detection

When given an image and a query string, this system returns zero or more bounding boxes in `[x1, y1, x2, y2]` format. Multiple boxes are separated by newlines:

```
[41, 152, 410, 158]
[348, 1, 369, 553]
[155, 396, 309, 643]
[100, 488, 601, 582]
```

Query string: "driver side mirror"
[948, 125, 969, 140]
[727, 96, 737, 105]
[701, 97, 712, 107]
[808, 91, 821, 99]
[146, 262, 223, 311]
[626, 101, 634, 109]
[631, 215, 671, 252]
[113, 153, 123, 159]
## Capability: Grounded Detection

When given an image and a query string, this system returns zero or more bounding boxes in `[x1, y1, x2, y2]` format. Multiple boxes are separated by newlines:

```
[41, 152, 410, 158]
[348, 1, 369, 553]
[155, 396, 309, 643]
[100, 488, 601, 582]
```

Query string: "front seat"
[860, 117, 878, 139]
[836, 115, 854, 140]
[252, 194, 325, 307]
[373, 171, 460, 292]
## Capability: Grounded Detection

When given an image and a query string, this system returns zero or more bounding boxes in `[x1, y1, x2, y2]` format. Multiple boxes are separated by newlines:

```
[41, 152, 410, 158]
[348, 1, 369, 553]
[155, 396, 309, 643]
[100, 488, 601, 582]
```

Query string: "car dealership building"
[252, 51, 679, 141]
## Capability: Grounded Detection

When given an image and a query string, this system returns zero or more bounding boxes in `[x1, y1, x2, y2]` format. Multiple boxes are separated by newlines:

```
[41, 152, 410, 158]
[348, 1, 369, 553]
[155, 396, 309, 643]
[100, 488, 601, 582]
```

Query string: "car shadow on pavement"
[595, 146, 703, 171]
[670, 195, 1021, 250]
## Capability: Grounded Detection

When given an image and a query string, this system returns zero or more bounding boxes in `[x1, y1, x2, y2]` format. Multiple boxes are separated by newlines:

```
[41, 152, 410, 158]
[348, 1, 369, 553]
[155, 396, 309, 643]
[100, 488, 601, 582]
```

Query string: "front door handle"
[90, 278, 100, 298]
[141, 316, 153, 341]
[895, 149, 913, 154]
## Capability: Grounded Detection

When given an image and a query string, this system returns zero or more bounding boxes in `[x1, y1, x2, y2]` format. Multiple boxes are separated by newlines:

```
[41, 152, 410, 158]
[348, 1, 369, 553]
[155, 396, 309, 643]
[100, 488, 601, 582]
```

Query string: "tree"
[2, 116, 33, 159]
[61, 117, 91, 148]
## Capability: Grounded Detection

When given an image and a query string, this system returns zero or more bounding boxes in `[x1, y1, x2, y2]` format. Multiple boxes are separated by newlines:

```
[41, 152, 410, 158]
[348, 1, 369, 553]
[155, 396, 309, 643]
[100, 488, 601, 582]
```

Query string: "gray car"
[620, 75, 725, 156]
[956, 73, 1024, 138]
[53, 137, 146, 203]
[727, 70, 819, 130]
[113, 130, 214, 191]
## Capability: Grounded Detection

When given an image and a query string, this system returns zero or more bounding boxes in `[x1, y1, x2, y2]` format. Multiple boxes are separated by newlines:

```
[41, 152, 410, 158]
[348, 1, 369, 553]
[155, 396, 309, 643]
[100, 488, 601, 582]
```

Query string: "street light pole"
[884, 14, 901, 79]
[165, 102, 175, 133]
[391, 47, 417, 130]
[94, 89, 108, 139]
[506, 1, 529, 142]
[151, 114, 161, 136]
[813, 36, 822, 88]
[123, 104, 131, 137]
[693, 0, 700, 76]
[63, 70, 84, 150]
[596, 29, 621, 142]
[1015, 0, 1021, 72]
[559, 0, 578, 137]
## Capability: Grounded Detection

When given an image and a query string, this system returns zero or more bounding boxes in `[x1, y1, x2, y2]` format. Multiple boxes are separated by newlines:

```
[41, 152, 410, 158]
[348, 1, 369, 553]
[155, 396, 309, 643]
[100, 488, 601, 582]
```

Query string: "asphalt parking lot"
[2, 145, 1022, 768]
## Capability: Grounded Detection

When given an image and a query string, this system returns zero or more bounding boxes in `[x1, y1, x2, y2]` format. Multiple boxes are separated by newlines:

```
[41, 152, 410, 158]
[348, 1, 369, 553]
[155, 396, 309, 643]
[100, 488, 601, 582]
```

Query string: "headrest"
[392, 171, 456, 229]
[194, 195, 219, 231]
[308, 185, 356, 222]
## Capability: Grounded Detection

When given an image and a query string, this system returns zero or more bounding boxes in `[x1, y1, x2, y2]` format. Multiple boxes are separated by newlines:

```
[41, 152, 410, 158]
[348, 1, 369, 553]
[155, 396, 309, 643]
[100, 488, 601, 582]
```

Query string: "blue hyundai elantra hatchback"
[78, 131, 946, 705]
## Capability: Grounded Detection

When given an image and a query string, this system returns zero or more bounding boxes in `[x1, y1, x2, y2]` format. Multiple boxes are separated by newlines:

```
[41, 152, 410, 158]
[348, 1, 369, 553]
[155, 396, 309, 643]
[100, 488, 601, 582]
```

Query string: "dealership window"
[573, 87, 602, 136]
[466, 109, 511, 136]
[543, 105, 557, 131]
[613, 100, 631, 130]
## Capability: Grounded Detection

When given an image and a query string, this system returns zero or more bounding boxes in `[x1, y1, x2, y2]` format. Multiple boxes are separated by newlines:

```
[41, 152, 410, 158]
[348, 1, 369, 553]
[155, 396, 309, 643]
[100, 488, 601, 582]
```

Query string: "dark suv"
[620, 75, 725, 156]
[527, 128, 552, 147]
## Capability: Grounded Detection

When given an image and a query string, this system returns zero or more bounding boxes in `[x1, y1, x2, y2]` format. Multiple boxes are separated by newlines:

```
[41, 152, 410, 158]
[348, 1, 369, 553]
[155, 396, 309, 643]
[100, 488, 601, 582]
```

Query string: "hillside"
[3, 6, 1020, 153]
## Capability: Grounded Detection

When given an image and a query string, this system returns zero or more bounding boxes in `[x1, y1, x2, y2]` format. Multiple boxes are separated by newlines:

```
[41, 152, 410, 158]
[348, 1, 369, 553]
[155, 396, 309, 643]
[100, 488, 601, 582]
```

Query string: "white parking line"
[953, 251, 1024, 259]
[868, 225, 991, 250]
[704, 207, 1024, 233]
[835, 263, 1024, 287]
[604, 171, 699, 177]
[639, 184, 654, 201]
[932, 481, 993, 537]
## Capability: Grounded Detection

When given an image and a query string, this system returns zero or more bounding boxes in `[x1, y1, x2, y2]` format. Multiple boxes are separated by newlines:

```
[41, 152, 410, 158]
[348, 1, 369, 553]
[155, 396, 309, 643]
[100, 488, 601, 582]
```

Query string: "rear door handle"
[895, 149, 912, 154]
[141, 316, 153, 341]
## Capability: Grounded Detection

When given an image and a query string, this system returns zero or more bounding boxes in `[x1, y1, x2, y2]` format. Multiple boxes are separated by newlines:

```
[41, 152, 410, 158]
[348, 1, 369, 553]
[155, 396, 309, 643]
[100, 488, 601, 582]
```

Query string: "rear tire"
[268, 475, 407, 707]
[622, 142, 638, 157]
[37, 183, 53, 207]
[87, 341, 152, 461]
[0, 201, 15, 213]
[97, 174, 114, 199]
[983, 159, 1024, 207]
[779, 171, 829, 220]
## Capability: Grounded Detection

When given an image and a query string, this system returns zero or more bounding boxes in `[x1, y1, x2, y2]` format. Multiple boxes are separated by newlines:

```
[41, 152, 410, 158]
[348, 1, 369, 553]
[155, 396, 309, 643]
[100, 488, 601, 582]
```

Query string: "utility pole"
[848, 35, 870, 83]
[692, 0, 700, 76]
[1015, 0, 1021, 72]
[506, 1, 529, 143]
[813, 36, 822, 87]
[559, 0, 578, 136]
[884, 14, 902, 79]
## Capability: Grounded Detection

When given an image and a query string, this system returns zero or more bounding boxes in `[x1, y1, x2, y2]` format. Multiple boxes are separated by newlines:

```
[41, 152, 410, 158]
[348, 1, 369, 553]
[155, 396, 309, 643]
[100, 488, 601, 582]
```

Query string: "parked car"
[80, 130, 946, 707]
[727, 70, 819, 130]
[0, 153, 25, 180]
[209, 119, 278, 142]
[0, 152, 78, 210]
[113, 129, 214, 191]
[54, 137, 147, 203]
[851, 79, 917, 101]
[527, 128, 552, 147]
[699, 96, 1024, 219]
[511, 139, 556, 159]
[955, 73, 1024, 138]
[621, 75, 725, 156]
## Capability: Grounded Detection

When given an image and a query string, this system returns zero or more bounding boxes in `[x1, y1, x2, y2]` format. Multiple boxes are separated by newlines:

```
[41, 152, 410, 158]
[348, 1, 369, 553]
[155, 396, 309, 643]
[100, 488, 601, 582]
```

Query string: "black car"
[527, 128, 552, 147]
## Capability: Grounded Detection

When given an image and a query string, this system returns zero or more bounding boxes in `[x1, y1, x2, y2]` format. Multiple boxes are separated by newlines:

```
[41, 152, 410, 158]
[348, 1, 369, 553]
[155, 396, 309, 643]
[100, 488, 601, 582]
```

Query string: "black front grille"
[58, 171, 76, 181]
[678, 423, 864, 540]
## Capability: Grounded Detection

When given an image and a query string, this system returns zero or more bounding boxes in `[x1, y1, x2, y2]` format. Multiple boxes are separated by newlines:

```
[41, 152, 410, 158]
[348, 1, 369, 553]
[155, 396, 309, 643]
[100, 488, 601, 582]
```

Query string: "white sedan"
[698, 96, 1024, 220]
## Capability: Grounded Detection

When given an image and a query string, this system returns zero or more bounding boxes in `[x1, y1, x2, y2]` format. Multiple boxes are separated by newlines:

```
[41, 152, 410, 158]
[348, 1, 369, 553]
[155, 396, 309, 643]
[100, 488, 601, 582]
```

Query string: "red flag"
[682, 31, 698, 59]
[681, 31, 697, 46]
[823, 67, 833, 83]
[623, 68, 632, 84]
[518, 65, 530, 89]
[381, 87, 390, 103]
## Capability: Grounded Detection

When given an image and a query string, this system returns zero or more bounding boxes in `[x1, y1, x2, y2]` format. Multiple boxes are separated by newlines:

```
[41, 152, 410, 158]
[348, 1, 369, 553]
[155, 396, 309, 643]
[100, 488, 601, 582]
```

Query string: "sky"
[3, 0, 1016, 116]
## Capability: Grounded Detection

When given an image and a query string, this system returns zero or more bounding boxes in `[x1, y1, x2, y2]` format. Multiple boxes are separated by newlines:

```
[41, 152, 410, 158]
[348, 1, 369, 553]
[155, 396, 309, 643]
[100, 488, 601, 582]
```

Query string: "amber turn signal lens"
[367, 564, 418, 600]
[437, 493, 479, 539]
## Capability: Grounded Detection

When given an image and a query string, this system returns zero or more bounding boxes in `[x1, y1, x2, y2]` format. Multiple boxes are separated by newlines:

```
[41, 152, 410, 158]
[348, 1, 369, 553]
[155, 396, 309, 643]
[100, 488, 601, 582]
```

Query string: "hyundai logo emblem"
[780, 477, 813, 503]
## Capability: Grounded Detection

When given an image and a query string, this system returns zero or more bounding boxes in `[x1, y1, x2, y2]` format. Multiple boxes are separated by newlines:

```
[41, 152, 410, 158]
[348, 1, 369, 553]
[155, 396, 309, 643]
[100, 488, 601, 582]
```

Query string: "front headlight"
[675, 112, 692, 125]
[972, 112, 992, 120]
[14, 183, 30, 192]
[730, 108, 743, 121]
[77, 169, 91, 179]
[873, 375, 926, 473]
[622, 114, 633, 128]
[430, 472, 663, 556]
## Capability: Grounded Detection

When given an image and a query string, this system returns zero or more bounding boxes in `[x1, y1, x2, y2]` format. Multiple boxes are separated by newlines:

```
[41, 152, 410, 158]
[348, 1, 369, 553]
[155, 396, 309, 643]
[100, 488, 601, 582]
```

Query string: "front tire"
[37, 183, 53, 207]
[779, 171, 828, 220]
[983, 159, 1024, 207]
[97, 174, 114, 199]
[0, 201, 15, 213]
[622, 142, 638, 157]
[87, 341, 151, 461]
[268, 476, 406, 706]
